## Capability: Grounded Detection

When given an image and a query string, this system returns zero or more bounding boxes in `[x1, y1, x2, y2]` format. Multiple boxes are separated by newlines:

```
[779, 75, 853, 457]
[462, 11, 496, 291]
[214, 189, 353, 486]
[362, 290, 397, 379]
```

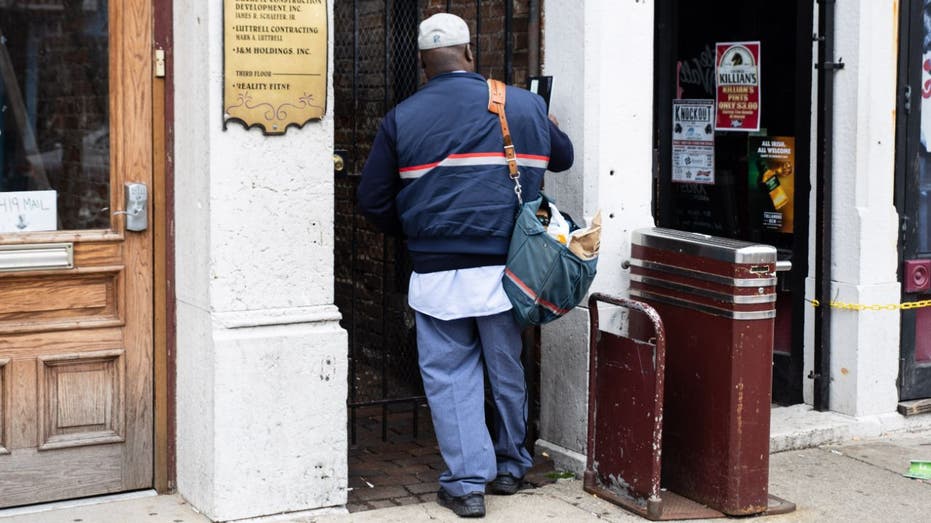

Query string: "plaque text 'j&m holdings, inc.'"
[223, 0, 328, 135]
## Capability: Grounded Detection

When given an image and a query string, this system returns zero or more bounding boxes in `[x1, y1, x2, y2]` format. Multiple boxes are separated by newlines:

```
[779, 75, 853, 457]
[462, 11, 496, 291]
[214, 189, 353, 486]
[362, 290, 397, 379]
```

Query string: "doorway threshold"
[898, 398, 931, 416]
[770, 403, 931, 452]
[0, 490, 157, 519]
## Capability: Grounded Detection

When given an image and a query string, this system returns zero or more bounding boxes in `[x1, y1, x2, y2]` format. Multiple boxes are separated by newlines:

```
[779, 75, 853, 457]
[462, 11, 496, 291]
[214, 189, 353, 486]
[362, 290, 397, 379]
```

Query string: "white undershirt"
[408, 266, 512, 321]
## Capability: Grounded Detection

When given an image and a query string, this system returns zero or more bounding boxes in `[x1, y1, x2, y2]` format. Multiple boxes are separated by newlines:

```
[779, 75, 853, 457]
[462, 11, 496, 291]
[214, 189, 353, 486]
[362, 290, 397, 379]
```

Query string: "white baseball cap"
[418, 13, 470, 50]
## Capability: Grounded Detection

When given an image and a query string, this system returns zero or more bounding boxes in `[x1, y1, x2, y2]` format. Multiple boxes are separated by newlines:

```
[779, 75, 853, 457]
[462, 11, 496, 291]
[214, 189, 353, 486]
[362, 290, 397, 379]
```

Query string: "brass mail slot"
[0, 243, 74, 272]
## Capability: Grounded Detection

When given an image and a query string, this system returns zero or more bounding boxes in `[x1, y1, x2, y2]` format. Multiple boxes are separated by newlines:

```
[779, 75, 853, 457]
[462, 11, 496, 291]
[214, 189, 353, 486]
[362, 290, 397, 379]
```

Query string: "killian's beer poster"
[748, 136, 795, 234]
[672, 99, 715, 184]
[715, 41, 761, 132]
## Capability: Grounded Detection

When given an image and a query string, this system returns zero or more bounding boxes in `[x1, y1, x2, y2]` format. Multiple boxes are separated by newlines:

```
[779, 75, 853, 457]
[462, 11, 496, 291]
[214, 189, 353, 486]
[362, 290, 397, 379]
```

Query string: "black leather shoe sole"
[489, 474, 523, 495]
[437, 489, 486, 518]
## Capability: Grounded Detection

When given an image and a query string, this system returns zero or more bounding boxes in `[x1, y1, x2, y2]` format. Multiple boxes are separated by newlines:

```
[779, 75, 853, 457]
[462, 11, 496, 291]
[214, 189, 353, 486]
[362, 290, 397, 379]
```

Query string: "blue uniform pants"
[415, 310, 533, 497]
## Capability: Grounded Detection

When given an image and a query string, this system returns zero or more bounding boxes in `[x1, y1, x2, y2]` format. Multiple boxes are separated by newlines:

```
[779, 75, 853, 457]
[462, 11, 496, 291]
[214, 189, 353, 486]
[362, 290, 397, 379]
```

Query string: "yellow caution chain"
[806, 298, 931, 311]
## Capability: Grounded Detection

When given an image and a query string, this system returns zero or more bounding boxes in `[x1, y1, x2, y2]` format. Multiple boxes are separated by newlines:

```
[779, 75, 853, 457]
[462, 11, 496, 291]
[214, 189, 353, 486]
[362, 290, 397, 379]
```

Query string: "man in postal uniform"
[357, 12, 574, 518]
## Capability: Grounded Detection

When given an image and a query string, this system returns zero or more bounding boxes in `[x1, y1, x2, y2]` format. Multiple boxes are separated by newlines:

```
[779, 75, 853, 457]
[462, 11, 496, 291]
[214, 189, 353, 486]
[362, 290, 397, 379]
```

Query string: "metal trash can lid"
[631, 228, 777, 264]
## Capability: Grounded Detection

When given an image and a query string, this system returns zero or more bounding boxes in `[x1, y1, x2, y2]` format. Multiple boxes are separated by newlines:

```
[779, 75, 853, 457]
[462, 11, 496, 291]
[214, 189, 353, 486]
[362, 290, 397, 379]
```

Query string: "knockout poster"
[748, 136, 795, 234]
[672, 99, 715, 184]
[715, 41, 761, 132]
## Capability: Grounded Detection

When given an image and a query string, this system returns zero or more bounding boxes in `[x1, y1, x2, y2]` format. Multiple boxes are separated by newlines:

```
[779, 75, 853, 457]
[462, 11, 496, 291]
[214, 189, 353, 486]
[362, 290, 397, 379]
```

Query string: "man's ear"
[464, 44, 474, 64]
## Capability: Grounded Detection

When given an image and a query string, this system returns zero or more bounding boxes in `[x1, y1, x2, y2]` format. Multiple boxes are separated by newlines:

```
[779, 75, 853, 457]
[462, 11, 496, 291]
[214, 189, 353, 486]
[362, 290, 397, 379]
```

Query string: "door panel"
[652, 0, 812, 405]
[0, 0, 153, 507]
[897, 0, 931, 401]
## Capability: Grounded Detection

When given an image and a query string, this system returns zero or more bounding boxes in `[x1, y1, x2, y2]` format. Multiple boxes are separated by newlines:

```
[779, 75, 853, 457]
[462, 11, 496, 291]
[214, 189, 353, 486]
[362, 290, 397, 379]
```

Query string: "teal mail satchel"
[503, 195, 598, 325]
[487, 79, 598, 326]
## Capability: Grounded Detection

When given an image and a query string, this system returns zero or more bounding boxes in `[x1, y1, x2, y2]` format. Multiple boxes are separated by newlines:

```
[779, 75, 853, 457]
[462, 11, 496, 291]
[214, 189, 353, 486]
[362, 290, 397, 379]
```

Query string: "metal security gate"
[334, 0, 538, 442]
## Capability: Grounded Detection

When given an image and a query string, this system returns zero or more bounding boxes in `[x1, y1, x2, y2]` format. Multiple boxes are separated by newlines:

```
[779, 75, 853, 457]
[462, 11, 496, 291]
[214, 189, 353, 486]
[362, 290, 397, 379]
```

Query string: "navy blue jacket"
[358, 72, 574, 273]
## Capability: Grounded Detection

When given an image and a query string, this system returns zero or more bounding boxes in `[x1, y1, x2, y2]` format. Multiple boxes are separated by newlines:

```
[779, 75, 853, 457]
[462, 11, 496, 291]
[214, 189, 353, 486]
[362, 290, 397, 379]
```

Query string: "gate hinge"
[900, 215, 911, 247]
[815, 60, 845, 71]
[155, 48, 166, 78]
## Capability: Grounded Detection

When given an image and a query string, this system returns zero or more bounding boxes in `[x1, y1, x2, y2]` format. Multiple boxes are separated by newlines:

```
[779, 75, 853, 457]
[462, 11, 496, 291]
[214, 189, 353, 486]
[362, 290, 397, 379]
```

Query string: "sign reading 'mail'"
[714, 41, 761, 132]
[0, 191, 57, 233]
[223, 0, 328, 135]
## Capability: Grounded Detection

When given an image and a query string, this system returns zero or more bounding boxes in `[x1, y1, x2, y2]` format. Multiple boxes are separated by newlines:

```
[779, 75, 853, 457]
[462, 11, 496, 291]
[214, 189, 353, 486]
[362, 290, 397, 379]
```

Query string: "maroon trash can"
[629, 227, 777, 516]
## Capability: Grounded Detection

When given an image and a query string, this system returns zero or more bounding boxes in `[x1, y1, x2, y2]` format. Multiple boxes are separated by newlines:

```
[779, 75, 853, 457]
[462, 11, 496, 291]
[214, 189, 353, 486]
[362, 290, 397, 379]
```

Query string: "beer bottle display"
[748, 137, 796, 234]
[762, 167, 789, 210]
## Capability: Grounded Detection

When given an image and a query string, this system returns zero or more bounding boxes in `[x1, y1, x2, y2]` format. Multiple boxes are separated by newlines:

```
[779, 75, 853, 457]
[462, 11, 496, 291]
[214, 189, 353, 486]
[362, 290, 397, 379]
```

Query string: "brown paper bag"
[568, 210, 601, 260]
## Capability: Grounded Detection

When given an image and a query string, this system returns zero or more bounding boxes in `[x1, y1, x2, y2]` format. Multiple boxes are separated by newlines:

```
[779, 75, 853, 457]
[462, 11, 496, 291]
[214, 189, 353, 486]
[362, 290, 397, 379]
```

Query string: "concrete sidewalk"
[323, 431, 931, 521]
[2, 410, 930, 522]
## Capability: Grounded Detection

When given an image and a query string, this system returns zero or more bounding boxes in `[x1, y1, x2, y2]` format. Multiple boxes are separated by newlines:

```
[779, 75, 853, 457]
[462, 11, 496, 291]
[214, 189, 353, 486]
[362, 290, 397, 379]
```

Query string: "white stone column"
[173, 1, 347, 521]
[802, 0, 900, 416]
[536, 0, 656, 473]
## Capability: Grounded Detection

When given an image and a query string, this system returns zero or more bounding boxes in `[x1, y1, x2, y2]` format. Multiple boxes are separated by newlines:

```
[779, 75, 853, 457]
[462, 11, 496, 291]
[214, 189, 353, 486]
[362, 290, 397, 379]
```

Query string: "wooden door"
[0, 0, 153, 507]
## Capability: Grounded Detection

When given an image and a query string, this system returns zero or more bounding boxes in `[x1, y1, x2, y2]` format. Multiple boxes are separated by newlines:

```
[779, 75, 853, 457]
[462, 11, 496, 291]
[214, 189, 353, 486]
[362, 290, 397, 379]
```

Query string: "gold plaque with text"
[223, 0, 327, 135]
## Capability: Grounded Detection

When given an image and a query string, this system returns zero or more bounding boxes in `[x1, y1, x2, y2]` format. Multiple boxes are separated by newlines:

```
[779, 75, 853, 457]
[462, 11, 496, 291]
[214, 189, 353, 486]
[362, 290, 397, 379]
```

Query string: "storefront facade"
[0, 0, 928, 520]
[540, 0, 922, 472]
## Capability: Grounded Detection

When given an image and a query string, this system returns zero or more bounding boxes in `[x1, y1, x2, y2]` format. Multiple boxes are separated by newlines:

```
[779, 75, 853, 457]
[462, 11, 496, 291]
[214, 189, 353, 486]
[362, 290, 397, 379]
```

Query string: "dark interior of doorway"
[333, 1, 551, 511]
[895, 0, 931, 405]
[654, 0, 813, 405]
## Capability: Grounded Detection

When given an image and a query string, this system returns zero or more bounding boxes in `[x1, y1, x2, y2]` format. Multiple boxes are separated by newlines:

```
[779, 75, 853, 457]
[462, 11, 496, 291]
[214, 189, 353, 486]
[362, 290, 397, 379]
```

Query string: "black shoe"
[436, 489, 486, 518]
[489, 473, 523, 495]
